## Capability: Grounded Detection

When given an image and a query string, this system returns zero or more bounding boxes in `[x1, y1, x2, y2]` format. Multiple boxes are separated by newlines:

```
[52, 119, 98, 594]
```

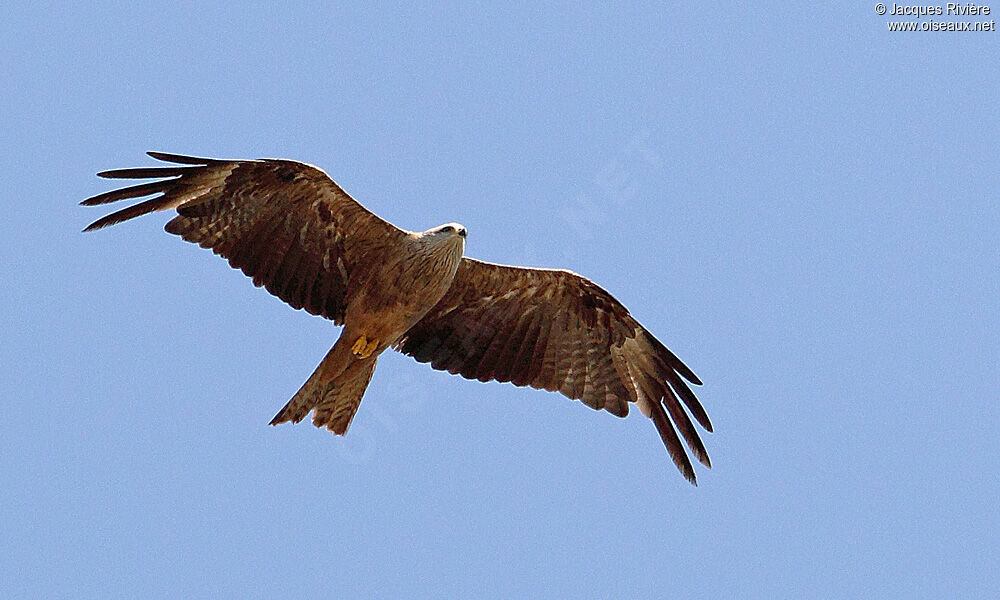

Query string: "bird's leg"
[351, 334, 380, 359]
[350, 335, 368, 357]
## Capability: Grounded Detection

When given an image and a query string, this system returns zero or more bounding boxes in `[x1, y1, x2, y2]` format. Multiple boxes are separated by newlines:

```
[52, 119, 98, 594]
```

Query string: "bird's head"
[414, 222, 467, 257]
[429, 222, 467, 239]
[415, 222, 467, 265]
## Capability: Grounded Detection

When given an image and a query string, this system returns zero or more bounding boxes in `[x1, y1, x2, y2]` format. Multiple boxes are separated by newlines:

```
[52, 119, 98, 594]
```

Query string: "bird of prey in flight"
[83, 152, 713, 483]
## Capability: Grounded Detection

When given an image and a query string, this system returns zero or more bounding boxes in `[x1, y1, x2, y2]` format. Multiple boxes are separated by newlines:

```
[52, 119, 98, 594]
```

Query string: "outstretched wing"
[395, 258, 713, 483]
[83, 152, 407, 323]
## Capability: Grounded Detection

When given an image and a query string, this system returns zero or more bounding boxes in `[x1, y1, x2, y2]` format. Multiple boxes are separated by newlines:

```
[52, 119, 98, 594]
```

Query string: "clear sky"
[2, 3, 998, 599]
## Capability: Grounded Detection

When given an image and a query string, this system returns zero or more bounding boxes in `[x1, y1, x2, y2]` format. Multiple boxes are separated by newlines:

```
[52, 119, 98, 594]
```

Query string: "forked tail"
[269, 334, 377, 435]
[309, 358, 377, 434]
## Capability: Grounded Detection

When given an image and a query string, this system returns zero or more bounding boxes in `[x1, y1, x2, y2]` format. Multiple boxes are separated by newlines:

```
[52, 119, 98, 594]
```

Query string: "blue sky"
[2, 3, 998, 598]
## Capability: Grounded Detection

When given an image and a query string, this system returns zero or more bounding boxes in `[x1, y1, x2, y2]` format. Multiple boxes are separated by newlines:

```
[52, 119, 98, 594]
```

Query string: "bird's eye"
[441, 226, 454, 233]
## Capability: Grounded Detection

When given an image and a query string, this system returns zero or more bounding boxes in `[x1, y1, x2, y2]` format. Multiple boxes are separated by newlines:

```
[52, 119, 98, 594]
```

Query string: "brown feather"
[81, 181, 167, 206]
[249, 214, 296, 288]
[508, 308, 545, 387]
[650, 395, 697, 485]
[98, 166, 199, 179]
[661, 385, 711, 468]
[579, 340, 605, 411]
[523, 303, 556, 384]
[83, 196, 171, 231]
[664, 369, 714, 433]
[491, 309, 533, 383]
[475, 296, 529, 381]
[311, 358, 378, 434]
[85, 152, 407, 326]
[534, 304, 568, 388]
[147, 151, 222, 165]
[437, 317, 480, 375]
[397, 258, 711, 483]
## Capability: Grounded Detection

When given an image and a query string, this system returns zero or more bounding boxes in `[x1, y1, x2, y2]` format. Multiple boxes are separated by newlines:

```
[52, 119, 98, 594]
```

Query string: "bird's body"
[272, 225, 467, 432]
[84, 152, 713, 483]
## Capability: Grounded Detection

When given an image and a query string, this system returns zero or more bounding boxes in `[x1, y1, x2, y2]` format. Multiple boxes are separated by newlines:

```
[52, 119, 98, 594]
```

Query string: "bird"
[83, 152, 713, 483]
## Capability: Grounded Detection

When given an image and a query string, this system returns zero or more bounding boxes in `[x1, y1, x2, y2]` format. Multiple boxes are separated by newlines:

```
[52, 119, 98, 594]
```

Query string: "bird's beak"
[458, 228, 467, 238]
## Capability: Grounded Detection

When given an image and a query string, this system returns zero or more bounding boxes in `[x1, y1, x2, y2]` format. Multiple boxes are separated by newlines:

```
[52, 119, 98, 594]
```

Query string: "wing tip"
[642, 329, 703, 386]
[82, 214, 126, 233]
[147, 151, 220, 165]
[97, 166, 196, 180]
[649, 400, 699, 485]
[678, 458, 698, 486]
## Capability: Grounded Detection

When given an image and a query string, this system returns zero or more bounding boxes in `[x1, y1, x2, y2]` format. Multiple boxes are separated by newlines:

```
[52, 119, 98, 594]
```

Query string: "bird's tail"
[309, 357, 377, 434]
[269, 334, 376, 435]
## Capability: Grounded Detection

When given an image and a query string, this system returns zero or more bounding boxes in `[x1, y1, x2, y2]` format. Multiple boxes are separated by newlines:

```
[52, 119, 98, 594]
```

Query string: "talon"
[351, 335, 379, 359]
[351, 335, 368, 357]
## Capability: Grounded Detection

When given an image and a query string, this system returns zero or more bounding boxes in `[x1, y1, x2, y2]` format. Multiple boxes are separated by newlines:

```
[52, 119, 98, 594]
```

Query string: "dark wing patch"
[395, 258, 713, 484]
[83, 152, 406, 323]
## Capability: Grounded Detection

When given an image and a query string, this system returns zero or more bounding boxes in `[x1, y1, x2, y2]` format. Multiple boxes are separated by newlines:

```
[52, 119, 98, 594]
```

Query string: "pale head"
[412, 221, 467, 263]
[407, 222, 467, 281]
[429, 222, 467, 239]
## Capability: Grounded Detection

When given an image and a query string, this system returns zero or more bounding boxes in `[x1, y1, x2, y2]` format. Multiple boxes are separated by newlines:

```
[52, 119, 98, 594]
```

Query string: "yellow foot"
[351, 335, 379, 359]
